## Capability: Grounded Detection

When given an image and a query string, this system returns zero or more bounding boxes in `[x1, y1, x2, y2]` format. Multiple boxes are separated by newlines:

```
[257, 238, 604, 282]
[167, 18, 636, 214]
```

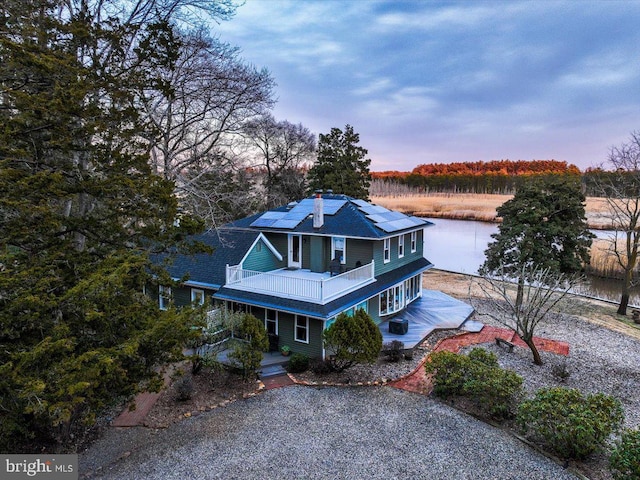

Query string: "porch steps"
[259, 364, 288, 379]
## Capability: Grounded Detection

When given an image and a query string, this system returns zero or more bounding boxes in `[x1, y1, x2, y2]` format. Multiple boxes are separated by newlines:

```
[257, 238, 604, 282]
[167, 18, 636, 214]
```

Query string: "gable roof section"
[228, 194, 432, 239]
[159, 229, 260, 289]
[213, 257, 434, 319]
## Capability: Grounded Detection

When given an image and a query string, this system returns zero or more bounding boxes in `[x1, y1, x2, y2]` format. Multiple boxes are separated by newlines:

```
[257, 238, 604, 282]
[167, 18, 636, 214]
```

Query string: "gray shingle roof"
[228, 194, 432, 239]
[159, 229, 260, 288]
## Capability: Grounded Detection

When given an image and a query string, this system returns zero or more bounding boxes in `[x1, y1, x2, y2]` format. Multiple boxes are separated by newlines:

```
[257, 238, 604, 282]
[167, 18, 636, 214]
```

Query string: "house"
[152, 192, 474, 359]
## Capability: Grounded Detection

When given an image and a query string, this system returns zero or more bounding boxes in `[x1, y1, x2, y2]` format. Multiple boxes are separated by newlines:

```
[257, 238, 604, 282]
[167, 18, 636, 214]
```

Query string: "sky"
[214, 0, 640, 172]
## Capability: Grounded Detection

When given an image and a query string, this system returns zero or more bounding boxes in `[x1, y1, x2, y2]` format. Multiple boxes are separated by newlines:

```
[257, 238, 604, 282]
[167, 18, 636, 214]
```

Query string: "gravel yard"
[79, 270, 640, 479]
[80, 387, 578, 480]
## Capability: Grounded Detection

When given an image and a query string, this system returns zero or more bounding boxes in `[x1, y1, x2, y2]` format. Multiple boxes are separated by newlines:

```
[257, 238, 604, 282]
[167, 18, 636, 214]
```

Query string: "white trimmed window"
[398, 235, 405, 258]
[265, 309, 278, 335]
[159, 285, 171, 310]
[383, 238, 391, 263]
[295, 315, 309, 343]
[410, 231, 417, 253]
[191, 288, 205, 306]
[379, 283, 407, 316]
[332, 236, 346, 264]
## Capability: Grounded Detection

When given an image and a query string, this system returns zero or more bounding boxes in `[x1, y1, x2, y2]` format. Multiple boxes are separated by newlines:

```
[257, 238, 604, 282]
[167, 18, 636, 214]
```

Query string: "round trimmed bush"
[287, 352, 310, 373]
[517, 387, 624, 460]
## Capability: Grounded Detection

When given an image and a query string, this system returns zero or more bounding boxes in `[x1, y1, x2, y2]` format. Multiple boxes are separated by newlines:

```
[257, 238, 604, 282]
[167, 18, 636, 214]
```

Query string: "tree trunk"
[523, 336, 543, 366]
[516, 276, 524, 311]
[618, 267, 633, 315]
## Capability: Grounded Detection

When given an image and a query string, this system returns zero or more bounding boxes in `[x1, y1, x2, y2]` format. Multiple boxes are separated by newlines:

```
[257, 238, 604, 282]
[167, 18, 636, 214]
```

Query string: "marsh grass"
[374, 193, 628, 279]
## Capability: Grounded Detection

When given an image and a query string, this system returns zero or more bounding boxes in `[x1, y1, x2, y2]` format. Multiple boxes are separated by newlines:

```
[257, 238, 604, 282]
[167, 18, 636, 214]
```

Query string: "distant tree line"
[369, 160, 619, 197]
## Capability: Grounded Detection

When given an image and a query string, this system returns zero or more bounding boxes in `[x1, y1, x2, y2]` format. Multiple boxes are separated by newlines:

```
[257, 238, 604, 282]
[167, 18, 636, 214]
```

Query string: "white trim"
[410, 231, 417, 253]
[294, 315, 309, 344]
[191, 288, 205, 305]
[398, 235, 405, 258]
[159, 285, 171, 310]
[383, 238, 391, 263]
[331, 236, 346, 264]
[265, 309, 279, 335]
[288, 234, 302, 269]
[239, 232, 283, 267]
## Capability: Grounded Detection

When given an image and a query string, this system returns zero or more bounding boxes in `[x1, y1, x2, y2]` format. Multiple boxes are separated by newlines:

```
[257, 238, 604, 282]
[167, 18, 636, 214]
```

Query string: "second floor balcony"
[225, 261, 376, 305]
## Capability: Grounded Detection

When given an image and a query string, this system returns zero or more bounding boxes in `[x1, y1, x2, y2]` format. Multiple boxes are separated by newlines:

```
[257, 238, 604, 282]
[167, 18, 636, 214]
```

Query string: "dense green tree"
[0, 0, 223, 451]
[323, 309, 382, 372]
[481, 176, 592, 301]
[307, 124, 371, 200]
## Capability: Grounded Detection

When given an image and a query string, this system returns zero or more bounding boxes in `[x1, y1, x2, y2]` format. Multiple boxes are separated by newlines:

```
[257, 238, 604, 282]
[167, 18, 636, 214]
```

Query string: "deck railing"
[225, 261, 375, 304]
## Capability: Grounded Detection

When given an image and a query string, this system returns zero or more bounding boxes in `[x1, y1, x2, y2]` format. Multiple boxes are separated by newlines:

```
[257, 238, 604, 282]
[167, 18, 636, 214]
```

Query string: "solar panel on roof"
[352, 199, 370, 208]
[358, 205, 388, 215]
[260, 211, 287, 219]
[271, 219, 303, 229]
[322, 199, 347, 215]
[249, 218, 275, 227]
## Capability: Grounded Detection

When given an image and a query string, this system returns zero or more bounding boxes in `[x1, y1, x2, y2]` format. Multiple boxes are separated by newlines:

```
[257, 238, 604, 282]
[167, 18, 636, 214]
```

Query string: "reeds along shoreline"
[372, 194, 625, 280]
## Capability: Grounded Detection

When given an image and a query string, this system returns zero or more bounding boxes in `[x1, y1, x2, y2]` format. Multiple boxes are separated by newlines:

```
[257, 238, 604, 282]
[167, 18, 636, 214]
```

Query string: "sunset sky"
[215, 0, 640, 172]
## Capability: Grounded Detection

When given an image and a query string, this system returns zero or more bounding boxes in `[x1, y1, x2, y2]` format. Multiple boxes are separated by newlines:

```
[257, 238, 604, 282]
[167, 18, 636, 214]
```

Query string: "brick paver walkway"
[389, 326, 570, 395]
[261, 374, 296, 390]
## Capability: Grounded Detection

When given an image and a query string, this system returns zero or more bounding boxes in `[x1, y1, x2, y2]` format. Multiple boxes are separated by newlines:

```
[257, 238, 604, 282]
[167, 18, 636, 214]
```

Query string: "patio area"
[379, 290, 477, 349]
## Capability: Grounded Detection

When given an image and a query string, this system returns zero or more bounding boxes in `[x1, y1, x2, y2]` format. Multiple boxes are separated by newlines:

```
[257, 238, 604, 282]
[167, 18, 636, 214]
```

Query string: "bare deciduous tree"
[471, 265, 578, 365]
[592, 131, 640, 315]
[243, 113, 316, 208]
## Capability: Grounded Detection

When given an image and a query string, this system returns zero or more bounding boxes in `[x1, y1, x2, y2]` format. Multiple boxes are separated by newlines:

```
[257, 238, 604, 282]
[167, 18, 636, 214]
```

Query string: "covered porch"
[379, 290, 478, 349]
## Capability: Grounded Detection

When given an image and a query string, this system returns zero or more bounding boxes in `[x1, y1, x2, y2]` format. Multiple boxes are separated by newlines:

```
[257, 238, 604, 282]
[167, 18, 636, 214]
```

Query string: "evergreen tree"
[0, 0, 208, 450]
[480, 176, 592, 307]
[307, 124, 371, 200]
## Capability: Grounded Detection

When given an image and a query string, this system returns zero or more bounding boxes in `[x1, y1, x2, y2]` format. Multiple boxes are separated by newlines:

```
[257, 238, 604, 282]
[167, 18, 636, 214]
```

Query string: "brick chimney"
[313, 190, 324, 228]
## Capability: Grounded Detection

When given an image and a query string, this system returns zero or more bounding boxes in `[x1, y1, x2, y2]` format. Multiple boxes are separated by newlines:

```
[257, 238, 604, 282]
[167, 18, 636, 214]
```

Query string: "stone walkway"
[388, 325, 570, 395]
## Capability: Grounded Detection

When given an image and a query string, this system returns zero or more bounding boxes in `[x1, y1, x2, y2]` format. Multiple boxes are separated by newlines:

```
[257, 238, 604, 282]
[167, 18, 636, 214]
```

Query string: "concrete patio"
[379, 290, 476, 348]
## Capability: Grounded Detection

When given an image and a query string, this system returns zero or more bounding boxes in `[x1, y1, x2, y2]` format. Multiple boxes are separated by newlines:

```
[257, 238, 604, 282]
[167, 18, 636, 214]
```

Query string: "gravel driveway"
[80, 386, 577, 480]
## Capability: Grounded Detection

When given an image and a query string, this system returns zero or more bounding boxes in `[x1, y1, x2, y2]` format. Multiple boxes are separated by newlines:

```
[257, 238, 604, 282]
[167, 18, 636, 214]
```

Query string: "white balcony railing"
[225, 261, 375, 304]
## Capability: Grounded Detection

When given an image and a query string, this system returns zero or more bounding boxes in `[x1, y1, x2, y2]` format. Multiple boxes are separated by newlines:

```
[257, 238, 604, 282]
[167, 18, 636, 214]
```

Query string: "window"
[379, 283, 407, 316]
[159, 285, 171, 310]
[383, 238, 391, 263]
[404, 274, 422, 304]
[191, 288, 205, 306]
[411, 231, 417, 253]
[265, 309, 278, 335]
[356, 300, 368, 313]
[325, 317, 336, 330]
[380, 290, 388, 315]
[332, 236, 346, 264]
[295, 316, 309, 343]
[398, 235, 405, 258]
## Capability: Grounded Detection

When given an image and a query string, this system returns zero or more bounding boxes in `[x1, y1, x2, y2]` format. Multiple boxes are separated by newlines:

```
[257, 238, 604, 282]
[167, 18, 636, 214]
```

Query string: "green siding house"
[158, 193, 436, 359]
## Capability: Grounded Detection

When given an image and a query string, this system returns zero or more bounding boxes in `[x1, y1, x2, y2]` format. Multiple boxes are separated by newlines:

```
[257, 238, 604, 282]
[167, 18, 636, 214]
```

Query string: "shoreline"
[372, 194, 613, 230]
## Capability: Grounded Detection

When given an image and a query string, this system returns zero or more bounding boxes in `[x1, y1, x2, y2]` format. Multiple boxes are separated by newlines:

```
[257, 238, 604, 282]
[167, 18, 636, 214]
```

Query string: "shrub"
[323, 309, 382, 372]
[287, 353, 310, 373]
[610, 429, 640, 480]
[310, 358, 334, 375]
[517, 387, 624, 460]
[228, 314, 269, 380]
[425, 350, 468, 398]
[425, 348, 523, 420]
[383, 340, 405, 362]
[175, 376, 193, 402]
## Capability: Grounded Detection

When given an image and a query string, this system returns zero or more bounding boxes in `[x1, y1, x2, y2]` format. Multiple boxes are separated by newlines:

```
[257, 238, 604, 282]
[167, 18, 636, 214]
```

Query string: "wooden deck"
[379, 290, 475, 349]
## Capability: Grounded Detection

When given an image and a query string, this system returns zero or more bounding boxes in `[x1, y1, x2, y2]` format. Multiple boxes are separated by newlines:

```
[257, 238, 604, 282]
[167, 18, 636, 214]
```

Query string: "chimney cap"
[326, 189, 333, 194]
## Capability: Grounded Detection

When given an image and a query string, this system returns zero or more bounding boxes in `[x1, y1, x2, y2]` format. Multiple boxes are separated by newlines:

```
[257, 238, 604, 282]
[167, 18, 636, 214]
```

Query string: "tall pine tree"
[307, 124, 371, 200]
[0, 0, 208, 451]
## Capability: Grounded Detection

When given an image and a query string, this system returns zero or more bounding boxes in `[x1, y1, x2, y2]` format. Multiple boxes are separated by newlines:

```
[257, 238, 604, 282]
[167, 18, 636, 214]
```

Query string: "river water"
[422, 217, 639, 305]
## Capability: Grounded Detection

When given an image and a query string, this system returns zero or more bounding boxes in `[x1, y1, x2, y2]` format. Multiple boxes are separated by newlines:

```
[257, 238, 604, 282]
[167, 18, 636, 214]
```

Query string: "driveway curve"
[81, 386, 576, 480]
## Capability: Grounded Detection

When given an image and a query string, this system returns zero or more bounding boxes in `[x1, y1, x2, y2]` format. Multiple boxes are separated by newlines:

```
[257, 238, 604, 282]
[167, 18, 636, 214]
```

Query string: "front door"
[288, 234, 302, 269]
